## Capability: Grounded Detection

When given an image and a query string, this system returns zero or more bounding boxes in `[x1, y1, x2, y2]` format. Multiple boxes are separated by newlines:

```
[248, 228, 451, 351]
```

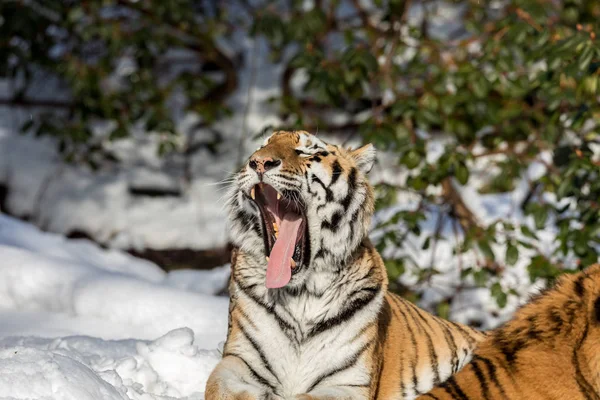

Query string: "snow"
[0, 329, 221, 400]
[0, 213, 228, 399]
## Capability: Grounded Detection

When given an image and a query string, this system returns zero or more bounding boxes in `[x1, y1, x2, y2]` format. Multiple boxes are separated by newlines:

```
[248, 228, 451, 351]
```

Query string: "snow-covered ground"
[0, 213, 230, 399]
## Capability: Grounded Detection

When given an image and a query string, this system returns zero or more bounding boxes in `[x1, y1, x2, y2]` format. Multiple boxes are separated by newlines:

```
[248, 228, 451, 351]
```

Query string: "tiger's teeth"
[250, 187, 255, 200]
[290, 259, 296, 269]
[273, 222, 279, 233]
[277, 192, 281, 200]
[266, 256, 269, 262]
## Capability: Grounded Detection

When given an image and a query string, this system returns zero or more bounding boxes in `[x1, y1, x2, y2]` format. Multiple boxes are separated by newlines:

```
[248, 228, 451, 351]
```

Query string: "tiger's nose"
[249, 156, 281, 174]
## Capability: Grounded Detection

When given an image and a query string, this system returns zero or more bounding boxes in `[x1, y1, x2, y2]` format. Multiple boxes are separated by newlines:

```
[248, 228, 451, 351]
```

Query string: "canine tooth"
[277, 192, 281, 200]
[266, 256, 269, 262]
[290, 259, 296, 269]
[250, 187, 255, 199]
[273, 222, 279, 233]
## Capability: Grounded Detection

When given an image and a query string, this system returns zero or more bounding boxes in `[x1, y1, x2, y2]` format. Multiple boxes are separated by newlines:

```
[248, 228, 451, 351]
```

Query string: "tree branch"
[0, 97, 72, 109]
[441, 177, 482, 235]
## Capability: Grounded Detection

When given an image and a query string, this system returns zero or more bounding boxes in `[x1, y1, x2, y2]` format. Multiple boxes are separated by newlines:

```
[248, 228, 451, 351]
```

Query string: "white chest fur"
[229, 278, 383, 398]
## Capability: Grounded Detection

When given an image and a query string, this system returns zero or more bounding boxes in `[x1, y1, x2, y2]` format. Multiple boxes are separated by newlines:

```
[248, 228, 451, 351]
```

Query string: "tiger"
[205, 130, 485, 400]
[417, 263, 600, 400]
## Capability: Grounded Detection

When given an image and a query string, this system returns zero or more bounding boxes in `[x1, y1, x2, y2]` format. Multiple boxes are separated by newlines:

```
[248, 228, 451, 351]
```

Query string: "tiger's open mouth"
[247, 183, 308, 288]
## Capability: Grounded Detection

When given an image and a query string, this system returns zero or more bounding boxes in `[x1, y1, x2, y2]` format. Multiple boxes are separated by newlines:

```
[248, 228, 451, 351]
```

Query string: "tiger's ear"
[349, 144, 376, 174]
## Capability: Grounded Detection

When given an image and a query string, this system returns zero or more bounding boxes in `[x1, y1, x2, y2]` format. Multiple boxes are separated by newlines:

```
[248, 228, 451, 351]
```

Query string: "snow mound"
[0, 214, 229, 345]
[0, 347, 126, 400]
[0, 213, 228, 399]
[0, 328, 220, 400]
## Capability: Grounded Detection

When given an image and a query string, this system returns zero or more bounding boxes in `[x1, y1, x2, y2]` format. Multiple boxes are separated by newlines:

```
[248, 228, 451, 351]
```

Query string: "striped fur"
[418, 264, 600, 400]
[206, 131, 484, 400]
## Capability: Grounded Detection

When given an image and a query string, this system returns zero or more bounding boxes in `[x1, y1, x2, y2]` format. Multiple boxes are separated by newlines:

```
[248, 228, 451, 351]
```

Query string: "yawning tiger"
[205, 130, 485, 400]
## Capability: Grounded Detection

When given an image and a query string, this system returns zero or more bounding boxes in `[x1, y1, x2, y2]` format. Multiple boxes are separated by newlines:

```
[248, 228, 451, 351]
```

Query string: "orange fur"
[418, 264, 600, 400]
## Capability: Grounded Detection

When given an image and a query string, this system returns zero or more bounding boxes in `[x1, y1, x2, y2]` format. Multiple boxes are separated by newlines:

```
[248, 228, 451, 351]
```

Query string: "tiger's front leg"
[206, 355, 282, 400]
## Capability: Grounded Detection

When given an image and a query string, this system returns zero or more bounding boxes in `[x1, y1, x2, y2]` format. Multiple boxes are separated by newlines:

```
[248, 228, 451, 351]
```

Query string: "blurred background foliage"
[1, 0, 599, 316]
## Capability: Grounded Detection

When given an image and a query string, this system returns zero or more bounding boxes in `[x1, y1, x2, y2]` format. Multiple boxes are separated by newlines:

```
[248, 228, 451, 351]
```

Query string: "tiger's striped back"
[418, 264, 600, 400]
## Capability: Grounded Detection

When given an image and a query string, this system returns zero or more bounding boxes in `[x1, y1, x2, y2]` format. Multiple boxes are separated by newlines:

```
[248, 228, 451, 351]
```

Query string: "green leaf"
[491, 282, 502, 297]
[109, 125, 128, 140]
[461, 267, 473, 279]
[471, 77, 489, 99]
[581, 75, 599, 96]
[455, 161, 469, 185]
[420, 93, 439, 111]
[436, 301, 450, 319]
[478, 240, 495, 261]
[492, 283, 508, 308]
[556, 178, 572, 199]
[533, 207, 548, 229]
[422, 237, 431, 250]
[521, 225, 538, 240]
[491, 282, 508, 308]
[578, 46, 594, 72]
[528, 256, 561, 281]
[384, 259, 405, 281]
[506, 242, 519, 266]
[158, 139, 177, 156]
[574, 240, 589, 257]
[473, 269, 488, 287]
[402, 150, 422, 169]
[20, 119, 35, 133]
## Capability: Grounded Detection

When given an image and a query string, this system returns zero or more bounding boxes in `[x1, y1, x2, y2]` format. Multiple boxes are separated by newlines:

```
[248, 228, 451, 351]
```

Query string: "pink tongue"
[266, 213, 302, 289]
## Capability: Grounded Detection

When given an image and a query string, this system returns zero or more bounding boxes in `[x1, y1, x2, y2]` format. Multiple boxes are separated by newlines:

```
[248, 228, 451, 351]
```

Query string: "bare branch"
[441, 177, 482, 235]
[0, 97, 71, 109]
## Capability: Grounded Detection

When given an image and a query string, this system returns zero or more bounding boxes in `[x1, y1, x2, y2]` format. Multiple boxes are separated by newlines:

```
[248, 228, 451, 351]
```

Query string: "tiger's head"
[227, 130, 376, 289]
